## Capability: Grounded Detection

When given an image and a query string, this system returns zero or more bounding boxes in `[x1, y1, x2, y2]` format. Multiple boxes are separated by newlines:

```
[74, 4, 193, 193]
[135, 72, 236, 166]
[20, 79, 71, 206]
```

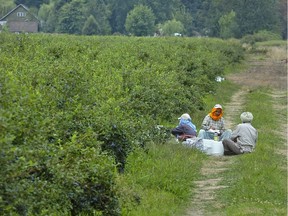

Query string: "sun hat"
[214, 104, 222, 109]
[240, 112, 253, 122]
[178, 113, 191, 120]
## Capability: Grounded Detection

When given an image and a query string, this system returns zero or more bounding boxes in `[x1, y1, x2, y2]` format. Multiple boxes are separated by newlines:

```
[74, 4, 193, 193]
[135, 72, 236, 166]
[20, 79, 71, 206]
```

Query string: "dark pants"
[222, 139, 243, 155]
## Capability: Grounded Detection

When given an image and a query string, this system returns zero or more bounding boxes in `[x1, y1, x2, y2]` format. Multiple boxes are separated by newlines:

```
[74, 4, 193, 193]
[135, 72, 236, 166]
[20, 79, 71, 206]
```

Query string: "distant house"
[0, 4, 40, 33]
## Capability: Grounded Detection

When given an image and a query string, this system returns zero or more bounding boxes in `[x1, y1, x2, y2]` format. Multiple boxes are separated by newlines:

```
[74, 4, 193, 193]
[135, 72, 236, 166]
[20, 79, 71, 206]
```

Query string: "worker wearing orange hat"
[197, 104, 232, 141]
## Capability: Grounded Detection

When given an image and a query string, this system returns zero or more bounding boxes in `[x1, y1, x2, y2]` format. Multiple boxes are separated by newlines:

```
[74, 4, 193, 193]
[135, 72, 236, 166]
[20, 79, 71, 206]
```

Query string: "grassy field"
[116, 141, 207, 215]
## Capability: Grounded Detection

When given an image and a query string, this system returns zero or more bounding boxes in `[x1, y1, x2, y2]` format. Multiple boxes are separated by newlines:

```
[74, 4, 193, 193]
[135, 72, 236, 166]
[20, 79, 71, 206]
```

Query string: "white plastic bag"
[202, 139, 224, 156]
[182, 137, 204, 151]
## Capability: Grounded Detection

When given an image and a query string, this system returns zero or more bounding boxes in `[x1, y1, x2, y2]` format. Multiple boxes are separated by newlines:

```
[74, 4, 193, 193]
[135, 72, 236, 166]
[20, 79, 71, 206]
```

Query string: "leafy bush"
[0, 33, 244, 214]
[241, 30, 282, 45]
[0, 132, 120, 215]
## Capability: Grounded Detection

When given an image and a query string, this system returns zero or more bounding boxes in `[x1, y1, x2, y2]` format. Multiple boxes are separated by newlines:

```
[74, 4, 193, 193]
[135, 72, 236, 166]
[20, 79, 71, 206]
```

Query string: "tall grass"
[216, 88, 287, 216]
[256, 40, 287, 47]
[117, 141, 207, 216]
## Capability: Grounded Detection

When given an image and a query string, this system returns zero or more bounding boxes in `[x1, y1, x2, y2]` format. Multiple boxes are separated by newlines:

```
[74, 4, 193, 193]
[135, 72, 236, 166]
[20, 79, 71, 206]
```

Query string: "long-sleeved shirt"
[231, 123, 258, 153]
[171, 124, 197, 137]
[201, 115, 226, 132]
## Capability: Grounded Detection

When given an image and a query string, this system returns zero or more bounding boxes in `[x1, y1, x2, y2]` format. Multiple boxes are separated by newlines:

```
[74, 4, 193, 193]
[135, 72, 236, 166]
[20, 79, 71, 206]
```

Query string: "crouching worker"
[222, 112, 258, 155]
[171, 113, 197, 142]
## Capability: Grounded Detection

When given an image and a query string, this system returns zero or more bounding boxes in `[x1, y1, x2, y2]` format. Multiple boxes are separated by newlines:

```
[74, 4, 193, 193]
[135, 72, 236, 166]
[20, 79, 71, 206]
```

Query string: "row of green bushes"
[0, 33, 244, 215]
[241, 30, 282, 45]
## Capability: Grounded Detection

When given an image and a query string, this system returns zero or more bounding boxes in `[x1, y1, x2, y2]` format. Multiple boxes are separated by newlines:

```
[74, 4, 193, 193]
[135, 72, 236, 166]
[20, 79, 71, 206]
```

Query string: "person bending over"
[171, 113, 197, 141]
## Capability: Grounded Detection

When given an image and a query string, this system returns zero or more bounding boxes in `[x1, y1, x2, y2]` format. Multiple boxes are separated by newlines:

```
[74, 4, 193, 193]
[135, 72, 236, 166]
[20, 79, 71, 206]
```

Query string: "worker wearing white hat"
[171, 113, 197, 141]
[222, 112, 258, 155]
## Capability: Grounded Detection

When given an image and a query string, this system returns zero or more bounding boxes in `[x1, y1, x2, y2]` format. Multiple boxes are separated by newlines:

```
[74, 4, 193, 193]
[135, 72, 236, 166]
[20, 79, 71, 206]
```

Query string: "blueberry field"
[0, 33, 245, 215]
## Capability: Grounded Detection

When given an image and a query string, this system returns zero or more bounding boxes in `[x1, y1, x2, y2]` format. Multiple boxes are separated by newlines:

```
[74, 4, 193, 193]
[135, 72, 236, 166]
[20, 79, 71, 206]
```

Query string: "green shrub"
[241, 30, 282, 45]
[0, 33, 245, 214]
[0, 133, 120, 215]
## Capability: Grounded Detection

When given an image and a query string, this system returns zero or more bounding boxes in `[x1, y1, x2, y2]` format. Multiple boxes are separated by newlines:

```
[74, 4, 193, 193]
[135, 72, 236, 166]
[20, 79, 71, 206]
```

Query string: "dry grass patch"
[266, 46, 287, 62]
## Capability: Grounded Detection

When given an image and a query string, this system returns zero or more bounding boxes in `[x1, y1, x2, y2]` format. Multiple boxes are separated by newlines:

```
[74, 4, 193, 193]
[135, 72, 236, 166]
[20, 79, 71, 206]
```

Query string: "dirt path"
[185, 88, 247, 216]
[185, 47, 287, 216]
[270, 90, 288, 156]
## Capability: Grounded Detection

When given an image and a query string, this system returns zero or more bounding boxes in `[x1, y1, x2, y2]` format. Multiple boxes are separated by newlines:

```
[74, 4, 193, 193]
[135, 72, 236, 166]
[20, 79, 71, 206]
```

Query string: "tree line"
[1, 0, 287, 39]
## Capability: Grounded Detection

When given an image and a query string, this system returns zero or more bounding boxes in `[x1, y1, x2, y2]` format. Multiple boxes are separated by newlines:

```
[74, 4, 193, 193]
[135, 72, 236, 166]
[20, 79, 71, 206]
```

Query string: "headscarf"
[179, 119, 197, 132]
[209, 105, 223, 121]
[240, 112, 253, 123]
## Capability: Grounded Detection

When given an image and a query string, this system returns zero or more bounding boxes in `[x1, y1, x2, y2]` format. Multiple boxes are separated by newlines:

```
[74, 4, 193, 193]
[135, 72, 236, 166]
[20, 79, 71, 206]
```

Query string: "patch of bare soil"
[229, 46, 287, 91]
[185, 50, 287, 216]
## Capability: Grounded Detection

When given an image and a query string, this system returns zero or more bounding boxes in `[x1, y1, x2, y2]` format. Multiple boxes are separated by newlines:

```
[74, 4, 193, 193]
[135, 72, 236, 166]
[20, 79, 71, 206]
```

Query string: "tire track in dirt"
[185, 47, 287, 216]
[270, 90, 287, 156]
[185, 88, 247, 216]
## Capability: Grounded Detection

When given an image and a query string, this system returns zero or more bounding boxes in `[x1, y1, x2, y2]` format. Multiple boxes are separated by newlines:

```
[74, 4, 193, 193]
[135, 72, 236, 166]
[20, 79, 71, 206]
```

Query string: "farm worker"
[197, 104, 232, 141]
[222, 112, 258, 155]
[171, 113, 197, 141]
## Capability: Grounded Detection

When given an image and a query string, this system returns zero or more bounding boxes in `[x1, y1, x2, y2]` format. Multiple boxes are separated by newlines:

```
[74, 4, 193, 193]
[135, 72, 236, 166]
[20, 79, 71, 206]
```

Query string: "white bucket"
[202, 139, 224, 156]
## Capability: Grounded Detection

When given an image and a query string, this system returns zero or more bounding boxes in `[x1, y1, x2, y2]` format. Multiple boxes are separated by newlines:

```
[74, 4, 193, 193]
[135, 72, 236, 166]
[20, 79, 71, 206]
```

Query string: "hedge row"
[0, 33, 244, 215]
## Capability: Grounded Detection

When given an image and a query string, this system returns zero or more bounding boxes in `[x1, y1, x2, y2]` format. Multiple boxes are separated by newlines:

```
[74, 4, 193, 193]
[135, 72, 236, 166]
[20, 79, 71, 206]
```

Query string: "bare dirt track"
[185, 46, 287, 216]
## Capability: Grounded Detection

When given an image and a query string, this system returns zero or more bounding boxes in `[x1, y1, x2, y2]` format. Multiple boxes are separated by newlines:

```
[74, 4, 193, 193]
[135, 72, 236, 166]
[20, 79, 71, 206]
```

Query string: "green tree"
[56, 0, 85, 34]
[201, 0, 225, 37]
[161, 19, 184, 36]
[139, 0, 182, 23]
[109, 0, 138, 34]
[125, 5, 156, 36]
[233, 0, 281, 37]
[204, 0, 283, 38]
[279, 0, 287, 39]
[0, 0, 15, 18]
[82, 15, 100, 35]
[180, 0, 210, 36]
[53, 0, 73, 11]
[38, 3, 50, 21]
[43, 8, 58, 33]
[14, 0, 48, 8]
[38, 3, 55, 32]
[84, 0, 112, 35]
[173, 6, 193, 36]
[218, 10, 238, 39]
